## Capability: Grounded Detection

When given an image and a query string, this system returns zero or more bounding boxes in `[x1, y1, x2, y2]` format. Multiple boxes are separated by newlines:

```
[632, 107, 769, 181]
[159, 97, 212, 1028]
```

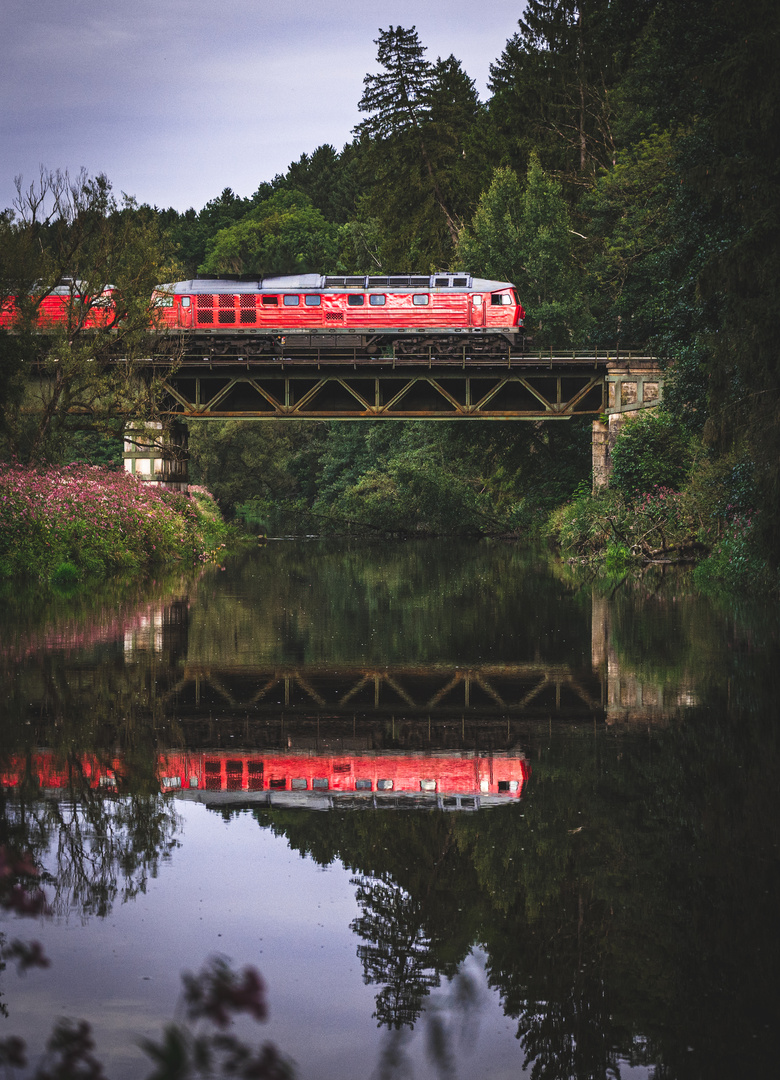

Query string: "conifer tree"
[357, 26, 460, 250]
[488, 1, 637, 178]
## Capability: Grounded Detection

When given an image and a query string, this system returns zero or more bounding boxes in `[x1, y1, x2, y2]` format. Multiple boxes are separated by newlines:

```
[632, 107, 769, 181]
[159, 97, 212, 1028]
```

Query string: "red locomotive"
[152, 272, 525, 358]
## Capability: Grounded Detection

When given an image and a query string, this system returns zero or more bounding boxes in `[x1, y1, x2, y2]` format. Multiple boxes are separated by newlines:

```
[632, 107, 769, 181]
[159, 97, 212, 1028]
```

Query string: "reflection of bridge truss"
[166, 663, 603, 716]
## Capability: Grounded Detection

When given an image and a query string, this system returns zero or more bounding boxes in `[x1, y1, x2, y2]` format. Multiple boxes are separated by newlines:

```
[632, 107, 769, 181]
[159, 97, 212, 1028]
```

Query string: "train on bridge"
[1, 273, 526, 361]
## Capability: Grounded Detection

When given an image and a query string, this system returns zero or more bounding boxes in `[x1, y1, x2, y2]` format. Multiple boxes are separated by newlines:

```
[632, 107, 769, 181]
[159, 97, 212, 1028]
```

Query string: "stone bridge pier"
[592, 361, 663, 491]
[123, 421, 189, 492]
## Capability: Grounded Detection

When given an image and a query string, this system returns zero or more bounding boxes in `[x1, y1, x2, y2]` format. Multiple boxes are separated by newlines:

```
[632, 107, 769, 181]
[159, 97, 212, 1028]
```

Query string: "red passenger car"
[0, 749, 529, 807]
[0, 280, 117, 331]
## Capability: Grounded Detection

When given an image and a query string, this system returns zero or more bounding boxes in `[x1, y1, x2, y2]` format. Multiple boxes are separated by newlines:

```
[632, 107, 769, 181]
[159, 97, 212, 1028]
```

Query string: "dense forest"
[1, 1, 778, 588]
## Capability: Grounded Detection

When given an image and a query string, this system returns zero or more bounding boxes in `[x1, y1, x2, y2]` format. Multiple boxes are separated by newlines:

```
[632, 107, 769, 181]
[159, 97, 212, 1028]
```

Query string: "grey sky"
[3, 1, 525, 214]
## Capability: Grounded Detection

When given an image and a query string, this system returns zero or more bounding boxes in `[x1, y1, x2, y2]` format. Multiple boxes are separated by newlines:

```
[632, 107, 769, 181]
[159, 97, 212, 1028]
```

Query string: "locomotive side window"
[491, 292, 512, 305]
[348, 294, 365, 306]
[369, 294, 386, 306]
[412, 294, 429, 306]
[283, 295, 300, 306]
[304, 295, 321, 306]
[261, 295, 278, 306]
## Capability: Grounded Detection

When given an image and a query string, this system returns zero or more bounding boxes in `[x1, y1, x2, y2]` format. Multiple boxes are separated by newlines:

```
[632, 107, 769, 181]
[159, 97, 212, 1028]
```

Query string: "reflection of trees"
[186, 540, 591, 667]
[251, 697, 780, 1080]
[1, 782, 180, 921]
[351, 874, 440, 1028]
[45, 794, 180, 918]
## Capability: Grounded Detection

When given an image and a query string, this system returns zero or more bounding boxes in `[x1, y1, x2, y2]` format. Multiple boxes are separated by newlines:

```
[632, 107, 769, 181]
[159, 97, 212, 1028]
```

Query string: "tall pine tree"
[356, 27, 472, 261]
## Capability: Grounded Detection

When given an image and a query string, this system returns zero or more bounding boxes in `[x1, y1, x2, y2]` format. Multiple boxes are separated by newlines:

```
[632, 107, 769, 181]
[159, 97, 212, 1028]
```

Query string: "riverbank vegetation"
[548, 409, 774, 591]
[0, 463, 229, 588]
[1, 1, 778, 591]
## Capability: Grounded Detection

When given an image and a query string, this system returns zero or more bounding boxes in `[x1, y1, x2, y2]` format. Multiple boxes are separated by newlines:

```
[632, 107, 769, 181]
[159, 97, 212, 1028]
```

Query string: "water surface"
[1, 541, 778, 1079]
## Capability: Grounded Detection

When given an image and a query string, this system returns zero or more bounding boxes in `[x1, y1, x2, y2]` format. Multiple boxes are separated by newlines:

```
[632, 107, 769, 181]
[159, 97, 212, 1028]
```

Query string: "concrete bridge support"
[123, 421, 189, 492]
[592, 413, 630, 492]
[593, 363, 663, 490]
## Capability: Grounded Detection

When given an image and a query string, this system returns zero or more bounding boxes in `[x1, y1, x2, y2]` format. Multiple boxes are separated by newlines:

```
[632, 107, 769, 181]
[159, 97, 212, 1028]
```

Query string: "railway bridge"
[124, 346, 663, 491]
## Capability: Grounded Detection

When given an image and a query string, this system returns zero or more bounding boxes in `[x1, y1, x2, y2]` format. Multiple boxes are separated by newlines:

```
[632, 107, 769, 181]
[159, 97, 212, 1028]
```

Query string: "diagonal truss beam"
[160, 369, 612, 419]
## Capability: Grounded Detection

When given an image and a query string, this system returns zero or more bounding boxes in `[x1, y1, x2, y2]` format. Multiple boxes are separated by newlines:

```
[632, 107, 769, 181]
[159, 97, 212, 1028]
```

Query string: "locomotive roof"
[159, 274, 515, 294]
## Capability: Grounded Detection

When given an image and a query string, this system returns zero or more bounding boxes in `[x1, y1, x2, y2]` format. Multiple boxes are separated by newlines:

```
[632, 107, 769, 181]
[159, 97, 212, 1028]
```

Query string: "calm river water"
[1, 540, 778, 1079]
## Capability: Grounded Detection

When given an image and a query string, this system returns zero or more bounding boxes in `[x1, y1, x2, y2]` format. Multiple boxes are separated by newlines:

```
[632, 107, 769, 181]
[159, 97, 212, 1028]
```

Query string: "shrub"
[610, 410, 697, 497]
[0, 464, 230, 585]
[549, 485, 708, 562]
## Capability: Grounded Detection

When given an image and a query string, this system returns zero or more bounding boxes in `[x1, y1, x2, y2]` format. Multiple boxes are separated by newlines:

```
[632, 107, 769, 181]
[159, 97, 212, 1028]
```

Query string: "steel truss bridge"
[165, 661, 605, 717]
[155, 349, 662, 420]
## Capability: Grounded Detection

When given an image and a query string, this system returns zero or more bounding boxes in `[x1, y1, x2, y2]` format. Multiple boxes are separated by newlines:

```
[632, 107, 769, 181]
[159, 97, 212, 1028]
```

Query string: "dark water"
[1, 541, 779, 1079]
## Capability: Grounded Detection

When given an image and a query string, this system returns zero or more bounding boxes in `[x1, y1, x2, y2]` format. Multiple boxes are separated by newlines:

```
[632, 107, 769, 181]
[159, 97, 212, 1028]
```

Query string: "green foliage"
[280, 143, 359, 225]
[188, 420, 327, 519]
[549, 484, 708, 562]
[583, 131, 677, 345]
[188, 415, 591, 539]
[457, 156, 591, 343]
[694, 515, 775, 595]
[199, 190, 338, 277]
[168, 187, 252, 276]
[610, 409, 697, 496]
[355, 27, 482, 266]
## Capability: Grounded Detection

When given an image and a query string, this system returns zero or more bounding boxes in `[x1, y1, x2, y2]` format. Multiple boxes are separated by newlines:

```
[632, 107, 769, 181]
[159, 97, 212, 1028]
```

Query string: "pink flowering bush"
[0, 464, 229, 585]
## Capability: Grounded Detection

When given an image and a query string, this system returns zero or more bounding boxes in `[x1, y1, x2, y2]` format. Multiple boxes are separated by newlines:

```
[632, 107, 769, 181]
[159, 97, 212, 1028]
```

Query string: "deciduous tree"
[0, 169, 182, 463]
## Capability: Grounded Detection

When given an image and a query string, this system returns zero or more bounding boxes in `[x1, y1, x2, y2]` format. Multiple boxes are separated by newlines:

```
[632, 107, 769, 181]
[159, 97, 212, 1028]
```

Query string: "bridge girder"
[157, 355, 660, 420]
[160, 368, 610, 420]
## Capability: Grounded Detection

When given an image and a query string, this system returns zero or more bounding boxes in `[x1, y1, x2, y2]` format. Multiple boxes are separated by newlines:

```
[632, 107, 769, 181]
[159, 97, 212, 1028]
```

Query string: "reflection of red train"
[157, 749, 528, 799]
[1, 273, 525, 358]
[1, 749, 529, 802]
